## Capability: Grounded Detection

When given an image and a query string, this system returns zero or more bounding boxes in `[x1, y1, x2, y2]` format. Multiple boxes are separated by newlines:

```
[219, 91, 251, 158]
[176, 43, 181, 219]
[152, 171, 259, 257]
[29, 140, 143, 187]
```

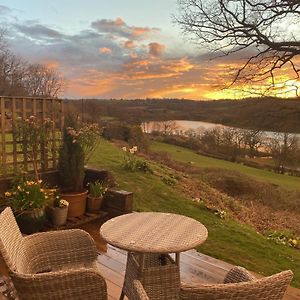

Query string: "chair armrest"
[11, 268, 107, 300]
[20, 229, 98, 273]
[223, 266, 255, 284]
[133, 280, 150, 300]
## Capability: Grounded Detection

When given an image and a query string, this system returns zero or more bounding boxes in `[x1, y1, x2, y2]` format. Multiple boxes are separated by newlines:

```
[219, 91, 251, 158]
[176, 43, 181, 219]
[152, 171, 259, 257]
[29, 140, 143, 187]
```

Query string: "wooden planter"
[87, 195, 104, 212]
[60, 190, 88, 217]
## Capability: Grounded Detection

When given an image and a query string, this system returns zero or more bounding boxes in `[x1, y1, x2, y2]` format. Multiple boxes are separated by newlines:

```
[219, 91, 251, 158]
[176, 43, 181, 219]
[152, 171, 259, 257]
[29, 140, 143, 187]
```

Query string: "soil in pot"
[60, 190, 88, 217]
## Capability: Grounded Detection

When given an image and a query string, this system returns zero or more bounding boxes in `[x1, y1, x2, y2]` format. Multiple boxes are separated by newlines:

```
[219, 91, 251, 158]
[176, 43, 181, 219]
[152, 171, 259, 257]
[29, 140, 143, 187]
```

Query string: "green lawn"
[90, 139, 300, 287]
[150, 141, 300, 191]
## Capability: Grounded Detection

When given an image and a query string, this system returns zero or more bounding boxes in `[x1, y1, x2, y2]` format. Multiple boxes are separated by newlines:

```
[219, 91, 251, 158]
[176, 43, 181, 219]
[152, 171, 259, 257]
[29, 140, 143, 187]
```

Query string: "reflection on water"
[141, 120, 294, 138]
[142, 120, 223, 134]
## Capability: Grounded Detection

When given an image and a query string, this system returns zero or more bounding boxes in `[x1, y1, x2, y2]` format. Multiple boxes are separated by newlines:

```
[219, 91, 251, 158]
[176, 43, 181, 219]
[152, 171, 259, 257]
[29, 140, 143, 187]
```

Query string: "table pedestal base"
[121, 252, 180, 300]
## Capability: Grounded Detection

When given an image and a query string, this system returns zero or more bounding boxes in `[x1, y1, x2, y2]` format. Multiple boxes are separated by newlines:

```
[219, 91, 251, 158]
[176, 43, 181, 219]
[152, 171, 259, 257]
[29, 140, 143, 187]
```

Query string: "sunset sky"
[0, 1, 297, 100]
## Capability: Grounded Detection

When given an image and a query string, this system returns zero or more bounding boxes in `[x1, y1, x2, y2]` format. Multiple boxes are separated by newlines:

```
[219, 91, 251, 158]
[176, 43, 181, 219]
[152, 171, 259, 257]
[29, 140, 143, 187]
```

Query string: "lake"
[141, 120, 296, 138]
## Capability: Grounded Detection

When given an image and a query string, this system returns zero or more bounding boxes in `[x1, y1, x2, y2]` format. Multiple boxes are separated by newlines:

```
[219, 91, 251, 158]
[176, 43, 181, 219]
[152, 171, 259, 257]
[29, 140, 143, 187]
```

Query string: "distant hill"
[66, 97, 300, 133]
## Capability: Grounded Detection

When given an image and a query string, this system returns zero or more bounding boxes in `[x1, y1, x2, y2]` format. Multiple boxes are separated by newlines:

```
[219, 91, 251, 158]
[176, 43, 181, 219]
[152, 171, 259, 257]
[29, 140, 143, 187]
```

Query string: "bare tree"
[160, 121, 179, 135]
[24, 64, 65, 98]
[0, 48, 27, 96]
[268, 132, 299, 173]
[221, 127, 244, 161]
[242, 129, 263, 158]
[176, 0, 300, 94]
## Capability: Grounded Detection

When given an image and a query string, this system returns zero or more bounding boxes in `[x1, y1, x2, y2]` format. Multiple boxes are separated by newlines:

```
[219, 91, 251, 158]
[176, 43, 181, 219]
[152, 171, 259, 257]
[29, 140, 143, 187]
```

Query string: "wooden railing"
[0, 97, 64, 177]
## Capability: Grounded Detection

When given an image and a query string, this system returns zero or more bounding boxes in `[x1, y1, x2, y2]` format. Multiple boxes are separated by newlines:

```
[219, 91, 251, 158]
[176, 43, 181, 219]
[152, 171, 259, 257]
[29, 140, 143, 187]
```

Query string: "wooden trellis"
[0, 97, 64, 178]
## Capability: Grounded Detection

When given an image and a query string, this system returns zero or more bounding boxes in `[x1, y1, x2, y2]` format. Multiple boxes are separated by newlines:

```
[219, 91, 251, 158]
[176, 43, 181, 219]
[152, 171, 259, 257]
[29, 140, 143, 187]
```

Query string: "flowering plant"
[58, 115, 100, 192]
[5, 179, 48, 212]
[122, 146, 152, 173]
[88, 181, 108, 198]
[13, 116, 54, 181]
[54, 199, 69, 208]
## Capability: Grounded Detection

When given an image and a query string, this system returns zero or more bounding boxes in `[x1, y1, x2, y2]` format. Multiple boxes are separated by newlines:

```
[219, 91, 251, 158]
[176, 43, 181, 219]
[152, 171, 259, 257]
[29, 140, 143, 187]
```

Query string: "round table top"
[100, 212, 208, 253]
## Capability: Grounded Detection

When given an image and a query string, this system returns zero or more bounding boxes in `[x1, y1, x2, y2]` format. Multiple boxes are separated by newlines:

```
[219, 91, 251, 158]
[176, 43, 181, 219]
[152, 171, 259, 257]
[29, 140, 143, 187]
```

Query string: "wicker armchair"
[0, 207, 107, 300]
[133, 266, 293, 300]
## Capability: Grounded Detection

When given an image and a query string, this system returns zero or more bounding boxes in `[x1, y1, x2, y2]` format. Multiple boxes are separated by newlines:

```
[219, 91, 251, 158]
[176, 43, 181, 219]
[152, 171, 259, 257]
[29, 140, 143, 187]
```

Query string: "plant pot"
[60, 190, 88, 217]
[50, 206, 68, 226]
[16, 207, 46, 234]
[87, 195, 103, 212]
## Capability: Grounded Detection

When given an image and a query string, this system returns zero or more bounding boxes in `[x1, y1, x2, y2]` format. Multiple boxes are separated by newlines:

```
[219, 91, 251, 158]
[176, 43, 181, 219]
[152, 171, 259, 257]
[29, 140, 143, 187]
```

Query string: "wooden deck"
[0, 217, 299, 299]
[98, 245, 300, 300]
[82, 219, 300, 300]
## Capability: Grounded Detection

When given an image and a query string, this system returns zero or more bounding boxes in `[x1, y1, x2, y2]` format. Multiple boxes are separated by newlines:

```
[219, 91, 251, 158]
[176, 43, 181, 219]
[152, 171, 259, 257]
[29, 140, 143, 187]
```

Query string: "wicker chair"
[0, 207, 107, 300]
[133, 266, 293, 300]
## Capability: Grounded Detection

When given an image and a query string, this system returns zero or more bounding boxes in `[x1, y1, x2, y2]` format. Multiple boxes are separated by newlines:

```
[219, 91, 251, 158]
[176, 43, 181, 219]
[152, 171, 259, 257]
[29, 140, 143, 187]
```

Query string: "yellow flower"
[4, 192, 11, 197]
[17, 186, 22, 191]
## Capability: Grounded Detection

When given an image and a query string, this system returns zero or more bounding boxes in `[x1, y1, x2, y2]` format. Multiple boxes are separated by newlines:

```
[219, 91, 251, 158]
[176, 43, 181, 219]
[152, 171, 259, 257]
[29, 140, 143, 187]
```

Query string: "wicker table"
[100, 212, 208, 300]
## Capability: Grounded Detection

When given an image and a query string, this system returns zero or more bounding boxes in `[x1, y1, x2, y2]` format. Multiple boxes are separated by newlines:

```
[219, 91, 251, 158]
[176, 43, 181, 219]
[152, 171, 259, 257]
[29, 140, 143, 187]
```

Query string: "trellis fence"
[0, 97, 64, 178]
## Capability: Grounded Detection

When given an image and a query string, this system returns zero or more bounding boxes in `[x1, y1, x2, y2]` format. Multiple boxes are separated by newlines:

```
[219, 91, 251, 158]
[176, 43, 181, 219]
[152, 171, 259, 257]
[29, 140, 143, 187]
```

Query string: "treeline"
[0, 32, 64, 97]
[65, 98, 300, 133]
[152, 124, 300, 175]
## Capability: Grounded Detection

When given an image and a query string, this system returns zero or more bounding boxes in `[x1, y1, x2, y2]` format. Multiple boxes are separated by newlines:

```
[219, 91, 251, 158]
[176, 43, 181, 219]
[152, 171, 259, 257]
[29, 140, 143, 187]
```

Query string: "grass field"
[90, 139, 300, 287]
[150, 141, 300, 191]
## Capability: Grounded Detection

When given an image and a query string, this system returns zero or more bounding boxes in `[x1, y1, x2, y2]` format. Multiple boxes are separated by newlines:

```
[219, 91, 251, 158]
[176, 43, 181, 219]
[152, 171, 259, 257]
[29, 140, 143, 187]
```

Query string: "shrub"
[58, 116, 99, 192]
[88, 181, 108, 197]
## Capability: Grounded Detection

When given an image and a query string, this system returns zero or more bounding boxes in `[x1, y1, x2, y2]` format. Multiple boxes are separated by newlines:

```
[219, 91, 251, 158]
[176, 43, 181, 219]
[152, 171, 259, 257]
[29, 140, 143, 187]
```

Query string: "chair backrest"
[0, 207, 23, 272]
[180, 270, 293, 300]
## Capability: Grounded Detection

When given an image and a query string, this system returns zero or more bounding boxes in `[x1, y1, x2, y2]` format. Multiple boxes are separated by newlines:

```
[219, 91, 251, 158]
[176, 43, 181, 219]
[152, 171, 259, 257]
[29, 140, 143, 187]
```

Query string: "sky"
[0, 1, 297, 100]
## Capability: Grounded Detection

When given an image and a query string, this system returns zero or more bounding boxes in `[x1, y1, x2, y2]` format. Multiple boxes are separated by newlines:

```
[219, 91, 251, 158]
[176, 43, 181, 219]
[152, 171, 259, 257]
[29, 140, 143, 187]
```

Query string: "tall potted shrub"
[58, 116, 99, 217]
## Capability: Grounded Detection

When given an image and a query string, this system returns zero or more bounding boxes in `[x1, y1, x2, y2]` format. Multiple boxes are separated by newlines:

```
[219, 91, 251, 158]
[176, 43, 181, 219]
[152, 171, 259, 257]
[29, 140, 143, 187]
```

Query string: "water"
[141, 120, 298, 138]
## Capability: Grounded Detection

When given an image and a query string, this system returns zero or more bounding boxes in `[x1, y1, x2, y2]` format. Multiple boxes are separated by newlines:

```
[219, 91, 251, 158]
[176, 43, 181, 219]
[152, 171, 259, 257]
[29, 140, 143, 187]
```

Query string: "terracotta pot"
[16, 207, 46, 234]
[60, 190, 88, 217]
[50, 206, 68, 226]
[87, 195, 103, 212]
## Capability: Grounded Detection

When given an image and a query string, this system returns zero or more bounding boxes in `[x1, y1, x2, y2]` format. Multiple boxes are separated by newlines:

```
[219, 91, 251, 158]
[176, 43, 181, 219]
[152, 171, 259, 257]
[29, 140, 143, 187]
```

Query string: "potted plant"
[58, 115, 99, 217]
[5, 179, 48, 234]
[50, 196, 69, 227]
[87, 181, 108, 212]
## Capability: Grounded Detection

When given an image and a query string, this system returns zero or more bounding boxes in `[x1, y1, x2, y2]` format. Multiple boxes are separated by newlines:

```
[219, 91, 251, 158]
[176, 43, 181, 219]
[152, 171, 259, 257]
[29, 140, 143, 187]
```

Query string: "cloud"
[7, 14, 270, 100]
[14, 22, 65, 41]
[0, 5, 11, 15]
[148, 42, 165, 57]
[123, 40, 135, 49]
[99, 47, 112, 55]
[91, 17, 159, 40]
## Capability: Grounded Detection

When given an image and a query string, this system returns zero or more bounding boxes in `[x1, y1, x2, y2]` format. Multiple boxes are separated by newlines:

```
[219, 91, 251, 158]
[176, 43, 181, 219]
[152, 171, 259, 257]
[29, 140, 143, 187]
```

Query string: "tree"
[268, 132, 299, 173]
[242, 129, 263, 158]
[161, 121, 179, 135]
[24, 64, 65, 98]
[0, 30, 65, 97]
[0, 48, 27, 96]
[176, 0, 300, 95]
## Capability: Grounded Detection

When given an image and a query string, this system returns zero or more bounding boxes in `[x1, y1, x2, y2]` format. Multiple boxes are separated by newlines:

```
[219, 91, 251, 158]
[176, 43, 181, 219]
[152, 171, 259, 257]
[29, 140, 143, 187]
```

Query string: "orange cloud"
[123, 40, 135, 49]
[131, 27, 152, 38]
[114, 17, 125, 26]
[148, 42, 165, 57]
[99, 47, 112, 55]
[44, 60, 59, 69]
